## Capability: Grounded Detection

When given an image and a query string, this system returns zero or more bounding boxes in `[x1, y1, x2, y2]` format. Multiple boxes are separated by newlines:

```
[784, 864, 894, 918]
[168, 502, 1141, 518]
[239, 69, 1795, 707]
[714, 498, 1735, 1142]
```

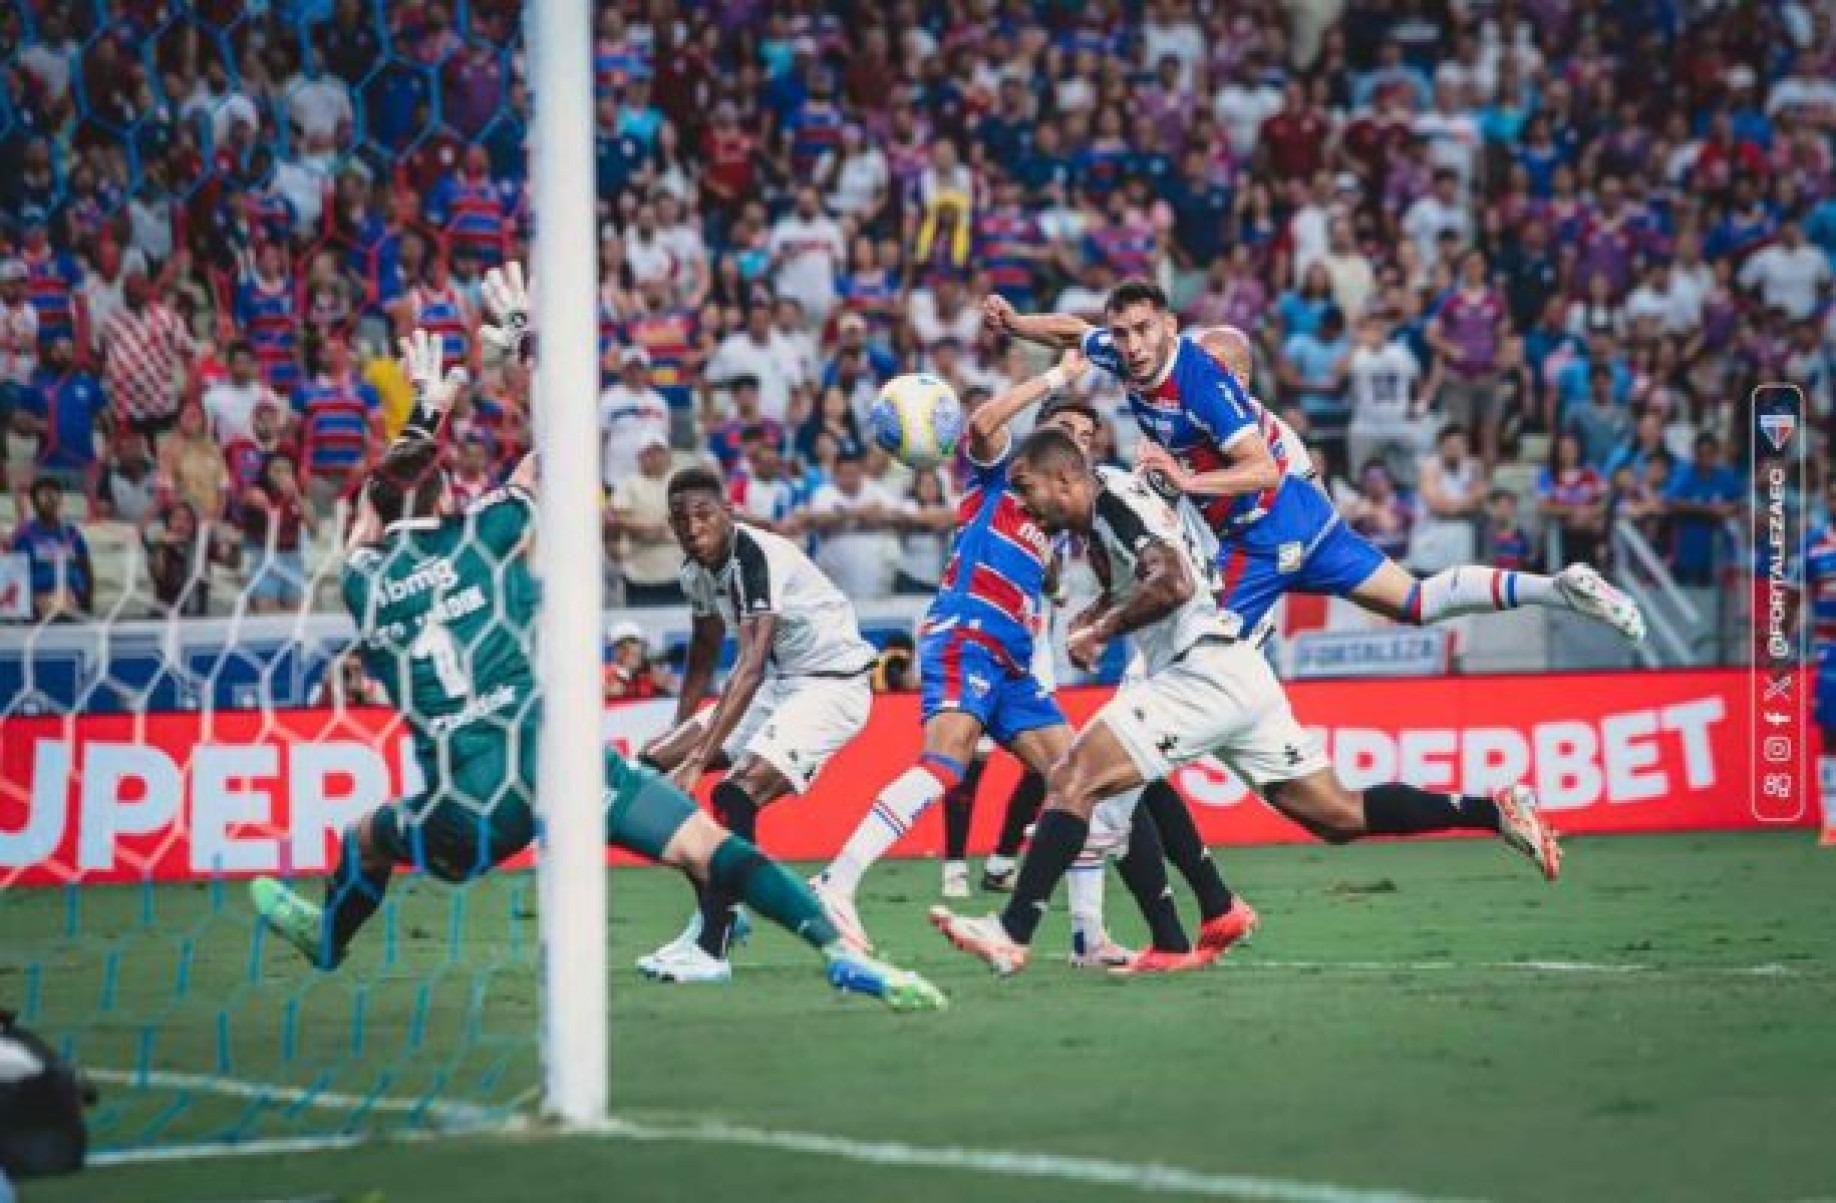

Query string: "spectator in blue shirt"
[8, 477, 91, 619]
[1280, 305, 1353, 454]
[1664, 431, 1742, 586]
[13, 337, 105, 492]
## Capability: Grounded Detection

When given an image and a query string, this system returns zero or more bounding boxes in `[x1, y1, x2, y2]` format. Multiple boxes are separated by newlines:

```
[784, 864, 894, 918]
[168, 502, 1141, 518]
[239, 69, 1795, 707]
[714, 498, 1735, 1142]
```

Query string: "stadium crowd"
[0, 0, 1831, 624]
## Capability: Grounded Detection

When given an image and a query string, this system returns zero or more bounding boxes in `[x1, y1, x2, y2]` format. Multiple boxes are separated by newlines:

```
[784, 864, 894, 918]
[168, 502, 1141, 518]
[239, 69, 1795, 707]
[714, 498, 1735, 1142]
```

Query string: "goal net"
[0, 0, 605, 1159]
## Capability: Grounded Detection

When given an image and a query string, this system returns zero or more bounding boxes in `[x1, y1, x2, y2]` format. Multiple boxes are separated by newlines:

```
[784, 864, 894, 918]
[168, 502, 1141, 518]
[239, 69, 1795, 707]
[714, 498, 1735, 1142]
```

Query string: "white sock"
[1412, 566, 1559, 624]
[824, 766, 948, 895]
[1067, 852, 1106, 948]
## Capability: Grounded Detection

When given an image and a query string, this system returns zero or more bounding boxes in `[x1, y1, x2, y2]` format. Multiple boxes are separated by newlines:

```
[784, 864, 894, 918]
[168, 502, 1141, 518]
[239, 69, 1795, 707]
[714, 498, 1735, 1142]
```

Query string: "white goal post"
[529, 0, 609, 1127]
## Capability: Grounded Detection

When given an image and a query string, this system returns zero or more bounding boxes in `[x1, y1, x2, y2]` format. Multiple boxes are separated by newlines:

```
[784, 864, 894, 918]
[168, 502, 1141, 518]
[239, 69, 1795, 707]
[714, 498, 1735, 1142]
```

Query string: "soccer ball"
[870, 373, 965, 470]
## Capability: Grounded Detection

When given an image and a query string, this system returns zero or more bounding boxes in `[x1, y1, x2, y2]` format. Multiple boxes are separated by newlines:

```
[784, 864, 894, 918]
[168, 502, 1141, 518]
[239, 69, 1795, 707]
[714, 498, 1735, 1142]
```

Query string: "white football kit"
[680, 523, 876, 793]
[1084, 468, 1329, 788]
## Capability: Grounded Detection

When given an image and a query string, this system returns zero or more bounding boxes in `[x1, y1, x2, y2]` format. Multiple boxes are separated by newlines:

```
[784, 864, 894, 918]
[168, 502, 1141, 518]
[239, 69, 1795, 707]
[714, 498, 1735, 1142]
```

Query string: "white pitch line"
[1235, 959, 1801, 977]
[86, 1068, 1472, 1203]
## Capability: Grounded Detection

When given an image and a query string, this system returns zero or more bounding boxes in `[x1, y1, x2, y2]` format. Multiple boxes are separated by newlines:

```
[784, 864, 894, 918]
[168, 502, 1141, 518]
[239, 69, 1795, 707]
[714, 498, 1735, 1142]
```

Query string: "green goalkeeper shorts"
[369, 732, 699, 882]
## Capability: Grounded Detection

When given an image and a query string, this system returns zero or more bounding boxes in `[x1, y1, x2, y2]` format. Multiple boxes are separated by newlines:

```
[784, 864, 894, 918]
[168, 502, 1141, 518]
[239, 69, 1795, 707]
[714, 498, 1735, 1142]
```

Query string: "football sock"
[1066, 851, 1106, 952]
[1142, 780, 1234, 919]
[943, 756, 983, 863]
[1405, 567, 1559, 624]
[697, 780, 760, 957]
[1116, 806, 1191, 953]
[710, 835, 842, 953]
[824, 757, 960, 895]
[996, 769, 1046, 857]
[322, 828, 393, 960]
[1000, 808, 1088, 945]
[1363, 782, 1501, 835]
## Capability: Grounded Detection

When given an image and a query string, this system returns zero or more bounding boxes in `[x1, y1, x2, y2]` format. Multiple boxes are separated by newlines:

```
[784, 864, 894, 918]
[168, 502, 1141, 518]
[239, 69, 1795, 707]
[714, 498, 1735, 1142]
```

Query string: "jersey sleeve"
[339, 545, 383, 624]
[1079, 327, 1127, 380]
[730, 530, 779, 620]
[467, 484, 537, 556]
[1181, 348, 1261, 451]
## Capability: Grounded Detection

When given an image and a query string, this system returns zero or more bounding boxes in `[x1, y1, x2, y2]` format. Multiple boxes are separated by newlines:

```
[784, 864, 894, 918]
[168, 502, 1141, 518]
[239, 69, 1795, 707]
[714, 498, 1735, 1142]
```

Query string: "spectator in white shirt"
[807, 450, 901, 599]
[1738, 221, 1832, 320]
[0, 260, 39, 391]
[1402, 169, 1472, 269]
[600, 347, 673, 489]
[817, 123, 890, 226]
[654, 191, 709, 309]
[1211, 65, 1282, 159]
[1319, 212, 1378, 319]
[1346, 313, 1427, 485]
[203, 342, 283, 444]
[908, 273, 983, 353]
[623, 202, 678, 290]
[768, 186, 847, 323]
[706, 302, 804, 422]
[285, 58, 354, 144]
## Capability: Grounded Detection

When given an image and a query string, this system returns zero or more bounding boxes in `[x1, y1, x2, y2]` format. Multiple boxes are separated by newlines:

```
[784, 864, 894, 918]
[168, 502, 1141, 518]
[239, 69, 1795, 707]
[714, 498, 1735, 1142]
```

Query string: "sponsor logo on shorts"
[966, 673, 991, 697]
[1277, 542, 1303, 573]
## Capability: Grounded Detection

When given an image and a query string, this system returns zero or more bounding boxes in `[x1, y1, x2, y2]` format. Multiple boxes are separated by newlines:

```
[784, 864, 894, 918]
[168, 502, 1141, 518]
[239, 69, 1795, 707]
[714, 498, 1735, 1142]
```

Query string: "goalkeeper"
[251, 266, 944, 1013]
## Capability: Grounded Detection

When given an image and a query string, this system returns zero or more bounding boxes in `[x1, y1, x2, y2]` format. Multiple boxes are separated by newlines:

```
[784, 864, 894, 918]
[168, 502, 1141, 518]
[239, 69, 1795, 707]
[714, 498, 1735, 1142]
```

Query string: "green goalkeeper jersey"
[341, 485, 541, 765]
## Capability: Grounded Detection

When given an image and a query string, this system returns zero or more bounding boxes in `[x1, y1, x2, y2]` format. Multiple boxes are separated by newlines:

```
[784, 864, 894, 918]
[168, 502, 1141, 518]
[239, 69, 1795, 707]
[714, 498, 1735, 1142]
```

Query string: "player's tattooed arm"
[1136, 429, 1281, 501]
[672, 613, 726, 728]
[967, 347, 1087, 463]
[983, 295, 1092, 350]
[1067, 541, 1193, 670]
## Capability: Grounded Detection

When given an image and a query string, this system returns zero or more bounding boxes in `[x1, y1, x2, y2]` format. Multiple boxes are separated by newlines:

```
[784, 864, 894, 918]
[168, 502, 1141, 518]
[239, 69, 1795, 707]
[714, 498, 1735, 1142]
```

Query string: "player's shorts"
[691, 670, 873, 794]
[371, 728, 539, 883]
[919, 625, 1067, 748]
[1215, 477, 1387, 633]
[1097, 636, 1329, 788]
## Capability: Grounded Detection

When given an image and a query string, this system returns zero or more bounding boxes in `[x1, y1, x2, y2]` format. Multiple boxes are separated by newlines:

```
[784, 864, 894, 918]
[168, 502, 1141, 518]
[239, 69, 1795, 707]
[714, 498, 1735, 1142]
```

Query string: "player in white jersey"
[637, 467, 878, 982]
[930, 426, 1564, 976]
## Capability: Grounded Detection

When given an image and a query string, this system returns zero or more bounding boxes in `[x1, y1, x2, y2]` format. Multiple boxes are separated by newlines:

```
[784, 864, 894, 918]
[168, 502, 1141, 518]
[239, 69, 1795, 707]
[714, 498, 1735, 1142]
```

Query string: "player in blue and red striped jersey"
[1806, 477, 1836, 843]
[811, 351, 1208, 974]
[987, 281, 1647, 649]
[234, 243, 302, 396]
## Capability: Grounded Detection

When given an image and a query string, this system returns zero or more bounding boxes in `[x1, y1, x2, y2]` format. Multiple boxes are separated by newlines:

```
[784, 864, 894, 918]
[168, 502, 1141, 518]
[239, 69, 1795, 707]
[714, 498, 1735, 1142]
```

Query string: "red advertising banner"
[0, 669, 1816, 886]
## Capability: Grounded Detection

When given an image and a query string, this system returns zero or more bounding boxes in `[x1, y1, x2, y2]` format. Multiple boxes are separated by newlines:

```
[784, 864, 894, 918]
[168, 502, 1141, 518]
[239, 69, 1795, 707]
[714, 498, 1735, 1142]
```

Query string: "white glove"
[479, 261, 531, 366]
[398, 328, 469, 436]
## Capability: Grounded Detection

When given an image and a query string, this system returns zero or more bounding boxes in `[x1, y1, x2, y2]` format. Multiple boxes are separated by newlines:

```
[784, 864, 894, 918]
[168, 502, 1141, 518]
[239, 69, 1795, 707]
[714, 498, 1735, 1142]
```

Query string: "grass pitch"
[11, 831, 1836, 1203]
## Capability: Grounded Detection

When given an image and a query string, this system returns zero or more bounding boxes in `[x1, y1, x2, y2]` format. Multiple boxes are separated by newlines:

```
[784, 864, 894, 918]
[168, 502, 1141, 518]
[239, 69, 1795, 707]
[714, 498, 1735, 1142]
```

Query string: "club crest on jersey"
[1277, 542, 1303, 573]
[966, 672, 991, 697]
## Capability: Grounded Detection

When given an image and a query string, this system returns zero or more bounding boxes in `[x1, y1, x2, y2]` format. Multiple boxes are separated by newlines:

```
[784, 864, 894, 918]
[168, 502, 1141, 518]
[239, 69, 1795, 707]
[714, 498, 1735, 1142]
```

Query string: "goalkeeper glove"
[479, 261, 532, 366]
[398, 328, 470, 441]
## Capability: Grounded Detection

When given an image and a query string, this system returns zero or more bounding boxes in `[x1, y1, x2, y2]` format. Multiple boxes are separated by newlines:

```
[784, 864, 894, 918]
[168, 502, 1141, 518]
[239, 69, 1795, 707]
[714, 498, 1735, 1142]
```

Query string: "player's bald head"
[1013, 425, 1088, 476]
[1196, 325, 1253, 386]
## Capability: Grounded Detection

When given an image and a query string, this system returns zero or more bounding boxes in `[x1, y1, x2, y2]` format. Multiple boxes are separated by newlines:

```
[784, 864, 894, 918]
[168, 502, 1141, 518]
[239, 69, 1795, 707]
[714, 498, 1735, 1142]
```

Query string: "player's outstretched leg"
[1266, 772, 1562, 882]
[609, 755, 945, 1010]
[1108, 800, 1210, 975]
[813, 751, 966, 953]
[1140, 781, 1258, 959]
[984, 769, 1045, 892]
[253, 815, 400, 971]
[1361, 560, 1646, 644]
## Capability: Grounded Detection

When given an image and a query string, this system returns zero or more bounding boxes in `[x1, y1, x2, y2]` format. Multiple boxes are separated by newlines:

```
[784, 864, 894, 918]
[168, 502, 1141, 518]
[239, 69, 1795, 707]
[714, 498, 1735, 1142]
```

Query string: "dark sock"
[1116, 806, 1190, 953]
[1142, 781, 1234, 919]
[943, 757, 983, 862]
[1363, 782, 1501, 835]
[996, 770, 1046, 857]
[709, 836, 841, 952]
[322, 828, 393, 961]
[999, 808, 1088, 945]
[697, 780, 760, 957]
